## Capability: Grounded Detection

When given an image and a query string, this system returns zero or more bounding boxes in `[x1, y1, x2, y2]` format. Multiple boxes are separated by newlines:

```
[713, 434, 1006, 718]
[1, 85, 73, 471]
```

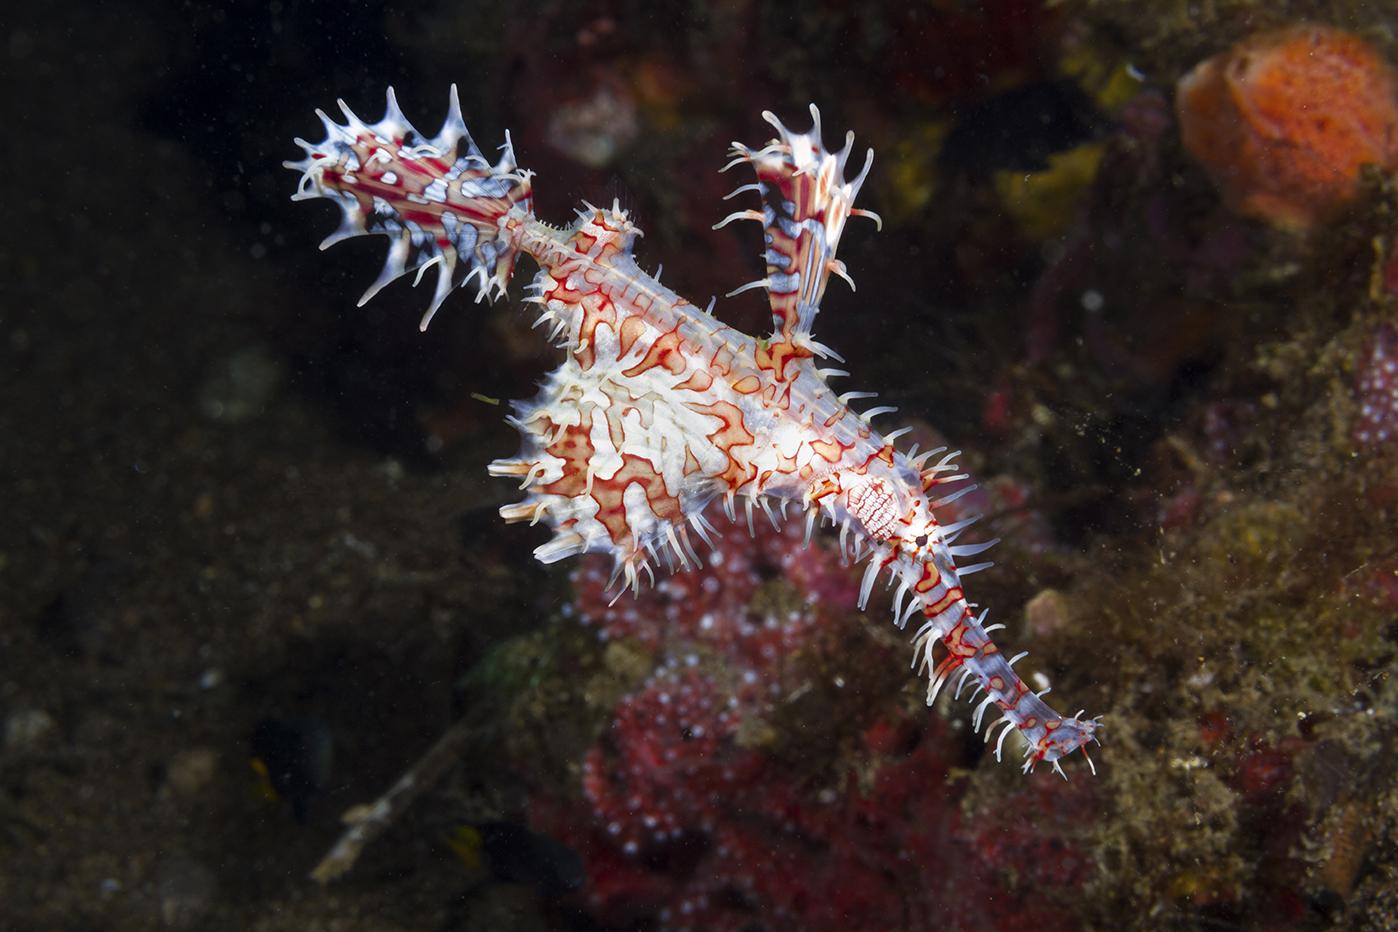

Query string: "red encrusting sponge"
[1177, 24, 1398, 232]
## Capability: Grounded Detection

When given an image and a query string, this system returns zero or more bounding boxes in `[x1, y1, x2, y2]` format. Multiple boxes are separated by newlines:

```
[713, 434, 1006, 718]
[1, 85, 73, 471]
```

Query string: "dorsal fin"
[715, 105, 880, 379]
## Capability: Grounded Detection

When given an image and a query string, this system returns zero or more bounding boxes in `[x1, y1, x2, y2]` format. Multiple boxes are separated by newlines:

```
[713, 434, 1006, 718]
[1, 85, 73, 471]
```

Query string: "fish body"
[286, 88, 1099, 773]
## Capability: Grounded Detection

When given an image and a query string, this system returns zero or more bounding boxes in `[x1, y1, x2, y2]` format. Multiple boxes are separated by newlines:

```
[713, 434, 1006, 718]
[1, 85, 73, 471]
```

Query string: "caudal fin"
[285, 85, 533, 329]
[916, 606, 1101, 776]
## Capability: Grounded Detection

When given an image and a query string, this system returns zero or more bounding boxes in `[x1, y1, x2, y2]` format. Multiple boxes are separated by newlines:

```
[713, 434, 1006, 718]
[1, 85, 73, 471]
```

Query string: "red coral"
[545, 496, 1092, 931]
[568, 722, 968, 932]
[552, 672, 1097, 931]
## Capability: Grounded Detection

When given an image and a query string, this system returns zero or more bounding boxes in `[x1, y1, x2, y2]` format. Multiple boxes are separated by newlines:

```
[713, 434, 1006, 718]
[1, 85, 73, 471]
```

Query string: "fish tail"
[916, 603, 1100, 776]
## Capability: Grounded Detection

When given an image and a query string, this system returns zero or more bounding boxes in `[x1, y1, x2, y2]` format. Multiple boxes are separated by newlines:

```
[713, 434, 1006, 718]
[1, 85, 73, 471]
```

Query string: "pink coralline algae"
[581, 667, 758, 856]
[539, 499, 1093, 931]
[1355, 323, 1398, 447]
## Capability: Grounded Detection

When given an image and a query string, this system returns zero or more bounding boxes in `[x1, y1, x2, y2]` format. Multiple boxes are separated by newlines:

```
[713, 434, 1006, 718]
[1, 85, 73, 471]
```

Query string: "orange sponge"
[1177, 24, 1398, 231]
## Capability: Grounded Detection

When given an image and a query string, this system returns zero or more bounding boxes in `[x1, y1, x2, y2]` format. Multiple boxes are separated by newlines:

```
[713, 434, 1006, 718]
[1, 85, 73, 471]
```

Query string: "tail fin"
[917, 607, 1100, 776]
[285, 85, 534, 329]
